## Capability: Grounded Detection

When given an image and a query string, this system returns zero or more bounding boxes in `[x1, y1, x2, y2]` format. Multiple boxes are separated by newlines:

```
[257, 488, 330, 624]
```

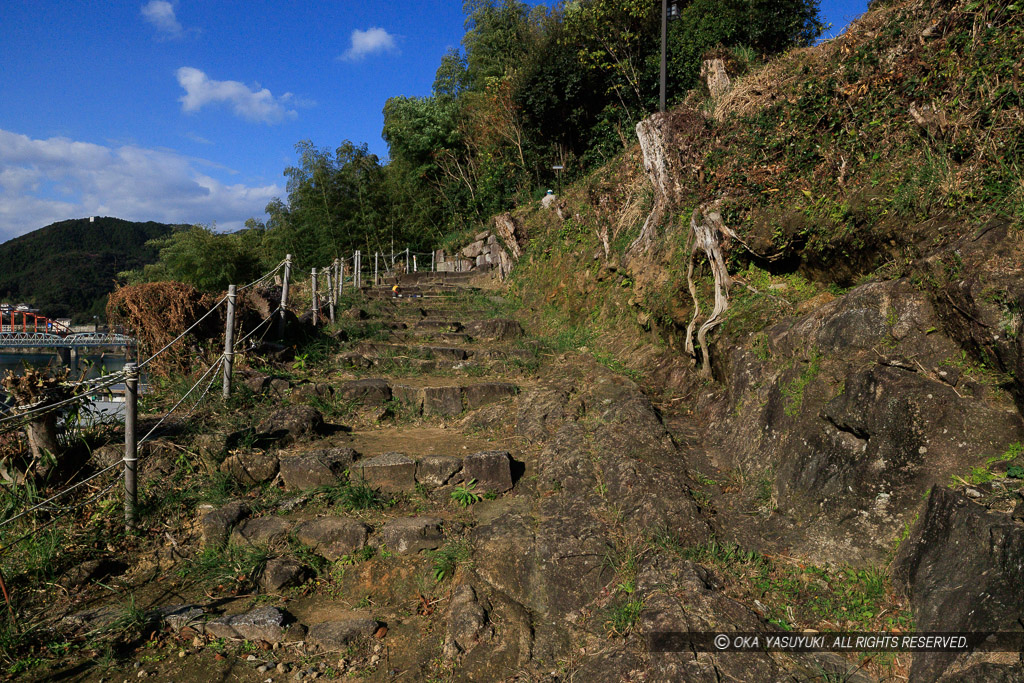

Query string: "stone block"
[230, 516, 292, 548]
[463, 451, 514, 493]
[475, 254, 487, 268]
[156, 605, 205, 632]
[415, 319, 462, 332]
[219, 453, 279, 486]
[416, 455, 462, 487]
[194, 433, 229, 467]
[200, 501, 249, 548]
[464, 382, 517, 410]
[256, 405, 325, 446]
[307, 617, 380, 649]
[261, 557, 311, 592]
[423, 386, 464, 417]
[359, 452, 416, 491]
[391, 384, 424, 414]
[464, 319, 524, 341]
[339, 378, 392, 405]
[462, 240, 486, 259]
[278, 448, 357, 491]
[474, 231, 490, 241]
[486, 234, 497, 245]
[373, 517, 444, 554]
[205, 606, 290, 643]
[290, 381, 331, 401]
[422, 346, 468, 361]
[293, 517, 370, 561]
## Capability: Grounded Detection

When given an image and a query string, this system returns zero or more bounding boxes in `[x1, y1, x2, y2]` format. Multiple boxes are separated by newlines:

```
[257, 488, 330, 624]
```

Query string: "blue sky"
[0, 0, 869, 242]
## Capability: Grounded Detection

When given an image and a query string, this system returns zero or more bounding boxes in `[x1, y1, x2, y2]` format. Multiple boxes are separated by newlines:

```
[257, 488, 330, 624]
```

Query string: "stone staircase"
[178, 277, 537, 678]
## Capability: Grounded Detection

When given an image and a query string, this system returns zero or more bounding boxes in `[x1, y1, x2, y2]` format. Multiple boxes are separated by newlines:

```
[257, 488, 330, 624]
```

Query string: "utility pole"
[660, 0, 667, 113]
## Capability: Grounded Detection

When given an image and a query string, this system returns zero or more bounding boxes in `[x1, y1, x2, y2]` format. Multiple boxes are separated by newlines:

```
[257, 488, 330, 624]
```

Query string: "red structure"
[0, 309, 72, 335]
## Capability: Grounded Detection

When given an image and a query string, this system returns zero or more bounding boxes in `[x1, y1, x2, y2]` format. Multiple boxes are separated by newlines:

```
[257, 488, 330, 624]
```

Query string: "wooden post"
[413, 255, 417, 273]
[222, 284, 236, 399]
[124, 362, 138, 530]
[326, 268, 335, 324]
[311, 268, 319, 326]
[375, 252, 379, 286]
[431, 250, 435, 272]
[333, 258, 341, 302]
[405, 248, 410, 273]
[354, 251, 361, 289]
[278, 253, 291, 338]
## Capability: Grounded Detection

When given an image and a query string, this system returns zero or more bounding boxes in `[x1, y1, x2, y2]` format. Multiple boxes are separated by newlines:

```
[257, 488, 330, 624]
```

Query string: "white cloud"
[0, 128, 282, 242]
[141, 1, 183, 39]
[339, 27, 398, 61]
[176, 67, 298, 124]
[183, 131, 213, 145]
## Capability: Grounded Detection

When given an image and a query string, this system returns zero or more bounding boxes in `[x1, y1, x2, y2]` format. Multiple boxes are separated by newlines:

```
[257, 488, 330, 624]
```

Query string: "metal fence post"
[413, 255, 417, 273]
[405, 248, 410, 273]
[431, 250, 435, 272]
[278, 253, 291, 338]
[311, 268, 319, 326]
[375, 252, 379, 286]
[355, 251, 361, 290]
[223, 284, 236, 399]
[124, 362, 138, 530]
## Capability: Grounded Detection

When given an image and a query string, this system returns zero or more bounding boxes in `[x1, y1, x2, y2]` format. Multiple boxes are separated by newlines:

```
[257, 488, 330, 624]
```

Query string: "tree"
[125, 225, 268, 292]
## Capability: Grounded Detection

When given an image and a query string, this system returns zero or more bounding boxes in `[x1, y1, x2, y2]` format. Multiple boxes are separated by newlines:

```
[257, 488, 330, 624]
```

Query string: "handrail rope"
[0, 478, 120, 557]
[137, 354, 223, 446]
[237, 259, 287, 292]
[137, 294, 228, 369]
[233, 306, 282, 350]
[0, 373, 126, 433]
[0, 459, 123, 531]
[1, 370, 126, 418]
[138, 355, 224, 447]
[33, 465, 122, 514]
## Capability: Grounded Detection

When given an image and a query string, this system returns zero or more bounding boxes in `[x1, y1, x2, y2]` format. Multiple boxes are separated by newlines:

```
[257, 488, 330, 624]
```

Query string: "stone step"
[351, 342, 536, 364]
[349, 318, 523, 343]
[334, 377, 518, 413]
[216, 446, 516, 497]
[360, 285, 475, 299]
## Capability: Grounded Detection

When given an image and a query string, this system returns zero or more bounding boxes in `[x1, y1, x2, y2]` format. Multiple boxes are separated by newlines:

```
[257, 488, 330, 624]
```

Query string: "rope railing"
[0, 246, 441, 556]
[234, 305, 283, 350]
[0, 257, 289, 554]
[137, 293, 228, 370]
[0, 477, 120, 557]
[237, 258, 287, 292]
[137, 355, 224, 447]
[0, 460, 122, 532]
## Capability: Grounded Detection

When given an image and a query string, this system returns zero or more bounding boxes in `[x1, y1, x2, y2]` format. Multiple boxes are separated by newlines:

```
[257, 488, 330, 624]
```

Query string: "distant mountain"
[0, 217, 182, 322]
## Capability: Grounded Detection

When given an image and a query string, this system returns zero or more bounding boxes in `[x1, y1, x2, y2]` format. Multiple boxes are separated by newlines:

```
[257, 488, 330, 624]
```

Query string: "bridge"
[0, 309, 71, 335]
[0, 331, 137, 349]
[0, 308, 136, 349]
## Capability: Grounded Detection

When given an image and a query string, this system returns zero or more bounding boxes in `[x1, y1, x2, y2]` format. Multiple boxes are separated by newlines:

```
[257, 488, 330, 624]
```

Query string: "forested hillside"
[0, 217, 177, 320]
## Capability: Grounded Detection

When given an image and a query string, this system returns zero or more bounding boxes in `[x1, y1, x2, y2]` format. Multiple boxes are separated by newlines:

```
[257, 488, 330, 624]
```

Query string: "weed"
[603, 599, 643, 637]
[782, 350, 822, 417]
[322, 477, 392, 512]
[450, 479, 482, 507]
[430, 539, 472, 582]
[177, 542, 270, 588]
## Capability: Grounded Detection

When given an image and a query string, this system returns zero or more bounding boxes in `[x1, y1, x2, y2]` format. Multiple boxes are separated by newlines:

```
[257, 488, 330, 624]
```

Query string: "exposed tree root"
[685, 207, 738, 377]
